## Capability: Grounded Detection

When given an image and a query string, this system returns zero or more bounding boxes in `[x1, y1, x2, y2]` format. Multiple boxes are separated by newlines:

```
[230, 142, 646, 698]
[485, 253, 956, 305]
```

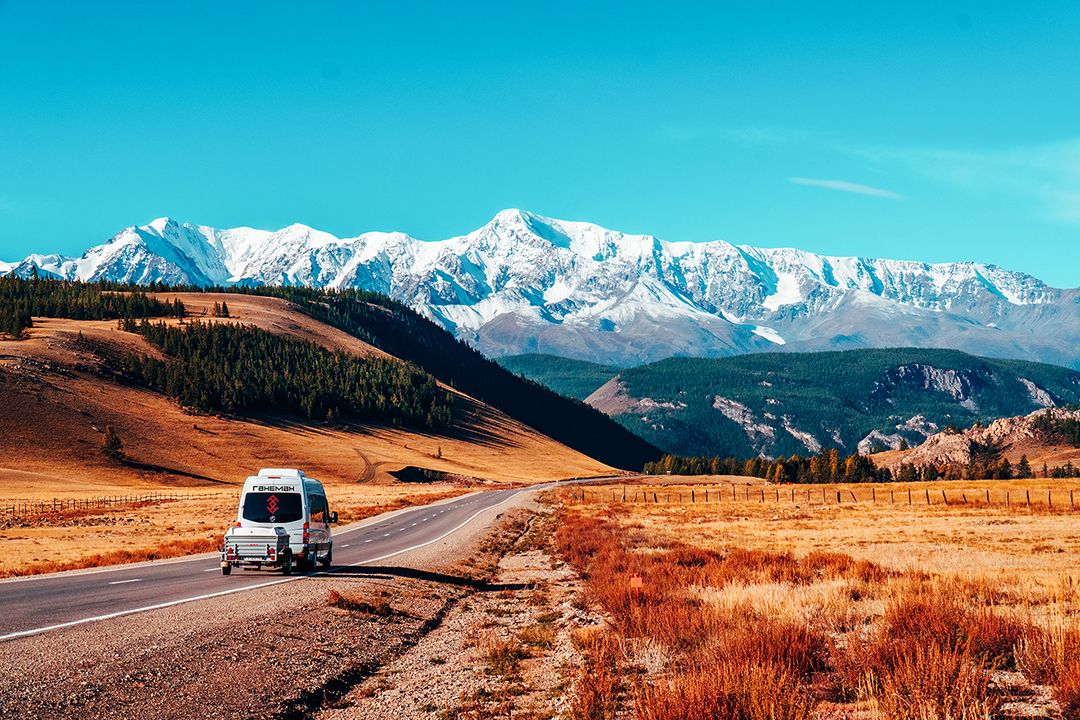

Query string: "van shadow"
[313, 564, 534, 592]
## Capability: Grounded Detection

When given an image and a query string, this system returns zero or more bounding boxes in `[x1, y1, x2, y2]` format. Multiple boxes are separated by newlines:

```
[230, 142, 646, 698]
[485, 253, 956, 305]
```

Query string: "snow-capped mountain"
[5, 209, 1078, 368]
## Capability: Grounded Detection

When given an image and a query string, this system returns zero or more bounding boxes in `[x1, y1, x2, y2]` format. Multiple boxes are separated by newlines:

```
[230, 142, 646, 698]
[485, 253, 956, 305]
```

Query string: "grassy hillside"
[497, 353, 619, 400]
[0, 277, 659, 470]
[0, 294, 616, 500]
[597, 349, 1080, 459]
[239, 287, 659, 470]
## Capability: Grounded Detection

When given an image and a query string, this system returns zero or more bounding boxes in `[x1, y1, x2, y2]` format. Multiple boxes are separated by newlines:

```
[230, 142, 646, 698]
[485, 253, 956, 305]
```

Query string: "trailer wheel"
[221, 564, 231, 576]
[282, 552, 293, 576]
[320, 545, 332, 570]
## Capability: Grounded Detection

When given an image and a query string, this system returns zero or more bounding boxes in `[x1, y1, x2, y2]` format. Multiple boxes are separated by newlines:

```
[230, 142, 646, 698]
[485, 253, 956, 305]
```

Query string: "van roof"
[257, 468, 306, 478]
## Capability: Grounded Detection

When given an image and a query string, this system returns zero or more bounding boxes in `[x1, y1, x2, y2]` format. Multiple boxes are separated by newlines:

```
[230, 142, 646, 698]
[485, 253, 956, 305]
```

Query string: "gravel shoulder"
[318, 508, 604, 720]
[0, 490, 563, 720]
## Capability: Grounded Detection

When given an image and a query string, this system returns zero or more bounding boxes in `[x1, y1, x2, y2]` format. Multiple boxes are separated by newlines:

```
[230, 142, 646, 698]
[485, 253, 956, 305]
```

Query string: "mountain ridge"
[5, 209, 1078, 368]
[497, 349, 1080, 460]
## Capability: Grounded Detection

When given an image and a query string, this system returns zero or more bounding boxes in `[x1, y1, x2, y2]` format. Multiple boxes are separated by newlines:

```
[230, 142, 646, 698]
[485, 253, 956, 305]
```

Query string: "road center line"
[107, 579, 142, 585]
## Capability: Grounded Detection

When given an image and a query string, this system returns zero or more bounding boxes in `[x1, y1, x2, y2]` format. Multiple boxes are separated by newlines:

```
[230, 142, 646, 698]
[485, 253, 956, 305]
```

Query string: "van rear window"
[243, 492, 303, 524]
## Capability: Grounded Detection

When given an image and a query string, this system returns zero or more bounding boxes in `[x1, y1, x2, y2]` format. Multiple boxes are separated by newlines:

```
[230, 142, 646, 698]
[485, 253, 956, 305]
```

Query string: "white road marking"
[355, 490, 522, 566]
[340, 544, 350, 548]
[203, 568, 219, 572]
[107, 579, 142, 585]
[0, 577, 296, 642]
[0, 478, 620, 642]
[363, 539, 372, 543]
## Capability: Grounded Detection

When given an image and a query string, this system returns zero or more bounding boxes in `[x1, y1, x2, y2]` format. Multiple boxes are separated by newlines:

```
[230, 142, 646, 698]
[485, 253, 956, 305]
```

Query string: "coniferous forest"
[239, 286, 661, 469]
[0, 273, 183, 337]
[122, 319, 453, 428]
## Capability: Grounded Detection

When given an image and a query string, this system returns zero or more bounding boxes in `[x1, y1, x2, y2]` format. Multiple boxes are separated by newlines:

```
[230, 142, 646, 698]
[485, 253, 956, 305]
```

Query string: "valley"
[503, 350, 1080, 459]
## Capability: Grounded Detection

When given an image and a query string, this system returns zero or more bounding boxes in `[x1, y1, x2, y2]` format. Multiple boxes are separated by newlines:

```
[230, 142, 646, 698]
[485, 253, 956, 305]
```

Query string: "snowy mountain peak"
[3, 211, 1077, 368]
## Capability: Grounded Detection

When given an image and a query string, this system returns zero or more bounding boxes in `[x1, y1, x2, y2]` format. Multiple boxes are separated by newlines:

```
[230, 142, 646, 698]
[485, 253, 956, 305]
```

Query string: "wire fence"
[2, 491, 234, 519]
[569, 483, 1080, 511]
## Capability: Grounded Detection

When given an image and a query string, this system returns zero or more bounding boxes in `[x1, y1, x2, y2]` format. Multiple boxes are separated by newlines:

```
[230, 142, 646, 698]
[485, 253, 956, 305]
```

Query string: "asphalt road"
[0, 481, 579, 642]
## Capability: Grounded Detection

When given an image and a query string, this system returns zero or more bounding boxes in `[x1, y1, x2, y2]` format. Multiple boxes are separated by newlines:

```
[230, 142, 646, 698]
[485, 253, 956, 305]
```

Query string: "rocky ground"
[318, 511, 603, 720]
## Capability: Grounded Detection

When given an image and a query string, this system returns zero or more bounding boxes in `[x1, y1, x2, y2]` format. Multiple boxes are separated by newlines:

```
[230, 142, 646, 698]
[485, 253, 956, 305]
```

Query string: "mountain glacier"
[4, 209, 1078, 368]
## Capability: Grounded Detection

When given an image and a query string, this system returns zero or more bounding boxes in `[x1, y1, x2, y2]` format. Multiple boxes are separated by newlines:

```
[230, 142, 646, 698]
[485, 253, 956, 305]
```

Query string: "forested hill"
[523, 348, 1080, 460]
[497, 354, 620, 400]
[240, 287, 660, 469]
[0, 278, 660, 469]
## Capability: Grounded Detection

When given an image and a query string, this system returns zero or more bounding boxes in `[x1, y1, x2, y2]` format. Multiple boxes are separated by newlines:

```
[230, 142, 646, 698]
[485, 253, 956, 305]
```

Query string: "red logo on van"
[266, 495, 279, 514]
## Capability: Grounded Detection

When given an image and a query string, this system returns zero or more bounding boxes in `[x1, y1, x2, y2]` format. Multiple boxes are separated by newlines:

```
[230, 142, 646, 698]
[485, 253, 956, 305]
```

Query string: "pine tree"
[220, 301, 230, 318]
[1016, 455, 1032, 479]
[102, 425, 124, 461]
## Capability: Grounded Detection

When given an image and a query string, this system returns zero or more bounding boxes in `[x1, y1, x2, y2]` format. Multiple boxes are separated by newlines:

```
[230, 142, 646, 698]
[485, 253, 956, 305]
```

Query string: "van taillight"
[235, 521, 242, 527]
[303, 522, 309, 545]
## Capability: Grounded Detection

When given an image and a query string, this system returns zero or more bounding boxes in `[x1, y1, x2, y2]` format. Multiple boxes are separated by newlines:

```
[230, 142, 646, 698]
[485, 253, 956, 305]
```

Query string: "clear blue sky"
[1, 1, 1078, 286]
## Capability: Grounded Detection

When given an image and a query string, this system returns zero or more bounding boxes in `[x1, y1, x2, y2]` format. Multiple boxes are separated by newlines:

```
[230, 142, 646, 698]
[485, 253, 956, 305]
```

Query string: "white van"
[220, 468, 337, 575]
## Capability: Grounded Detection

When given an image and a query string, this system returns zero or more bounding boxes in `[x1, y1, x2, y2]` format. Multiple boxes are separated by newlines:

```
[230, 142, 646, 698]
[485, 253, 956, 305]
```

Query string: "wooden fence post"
[942, 490, 948, 506]
[925, 489, 931, 505]
[1026, 490, 1031, 508]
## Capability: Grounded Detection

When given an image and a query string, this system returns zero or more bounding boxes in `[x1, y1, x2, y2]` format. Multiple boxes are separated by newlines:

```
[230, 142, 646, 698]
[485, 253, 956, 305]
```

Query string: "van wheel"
[320, 546, 332, 569]
[282, 552, 293, 576]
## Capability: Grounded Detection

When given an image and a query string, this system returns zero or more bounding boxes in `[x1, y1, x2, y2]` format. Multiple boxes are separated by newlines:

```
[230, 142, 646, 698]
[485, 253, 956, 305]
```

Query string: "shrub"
[483, 637, 529, 677]
[326, 590, 393, 616]
[869, 640, 999, 720]
[569, 629, 623, 720]
[636, 661, 814, 720]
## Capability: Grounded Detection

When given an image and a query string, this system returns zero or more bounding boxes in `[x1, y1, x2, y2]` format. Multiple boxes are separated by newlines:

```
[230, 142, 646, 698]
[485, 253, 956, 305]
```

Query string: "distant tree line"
[644, 449, 1066, 482]
[122, 318, 453, 428]
[644, 449, 889, 483]
[0, 273, 183, 338]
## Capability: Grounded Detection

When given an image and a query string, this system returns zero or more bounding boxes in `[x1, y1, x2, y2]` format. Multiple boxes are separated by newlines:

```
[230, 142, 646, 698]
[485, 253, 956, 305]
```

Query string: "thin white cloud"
[787, 177, 905, 200]
[847, 139, 1080, 225]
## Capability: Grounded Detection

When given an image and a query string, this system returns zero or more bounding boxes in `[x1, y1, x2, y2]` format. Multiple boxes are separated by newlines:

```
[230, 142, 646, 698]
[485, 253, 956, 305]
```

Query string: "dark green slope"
[603, 349, 1080, 458]
[0, 277, 661, 470]
[497, 353, 619, 400]
[222, 287, 661, 470]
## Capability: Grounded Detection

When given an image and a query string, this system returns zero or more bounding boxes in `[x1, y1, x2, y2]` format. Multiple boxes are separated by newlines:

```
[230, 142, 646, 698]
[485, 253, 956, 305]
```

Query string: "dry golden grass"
[0, 482, 467, 578]
[0, 294, 614, 574]
[554, 479, 1080, 719]
[0, 296, 612, 503]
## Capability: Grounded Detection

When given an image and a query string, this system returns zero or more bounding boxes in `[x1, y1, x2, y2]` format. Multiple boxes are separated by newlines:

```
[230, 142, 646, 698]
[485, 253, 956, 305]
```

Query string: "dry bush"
[1016, 620, 1080, 714]
[518, 622, 556, 650]
[326, 590, 394, 616]
[869, 640, 998, 720]
[878, 580, 1028, 667]
[483, 636, 529, 677]
[569, 628, 623, 720]
[636, 661, 813, 720]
